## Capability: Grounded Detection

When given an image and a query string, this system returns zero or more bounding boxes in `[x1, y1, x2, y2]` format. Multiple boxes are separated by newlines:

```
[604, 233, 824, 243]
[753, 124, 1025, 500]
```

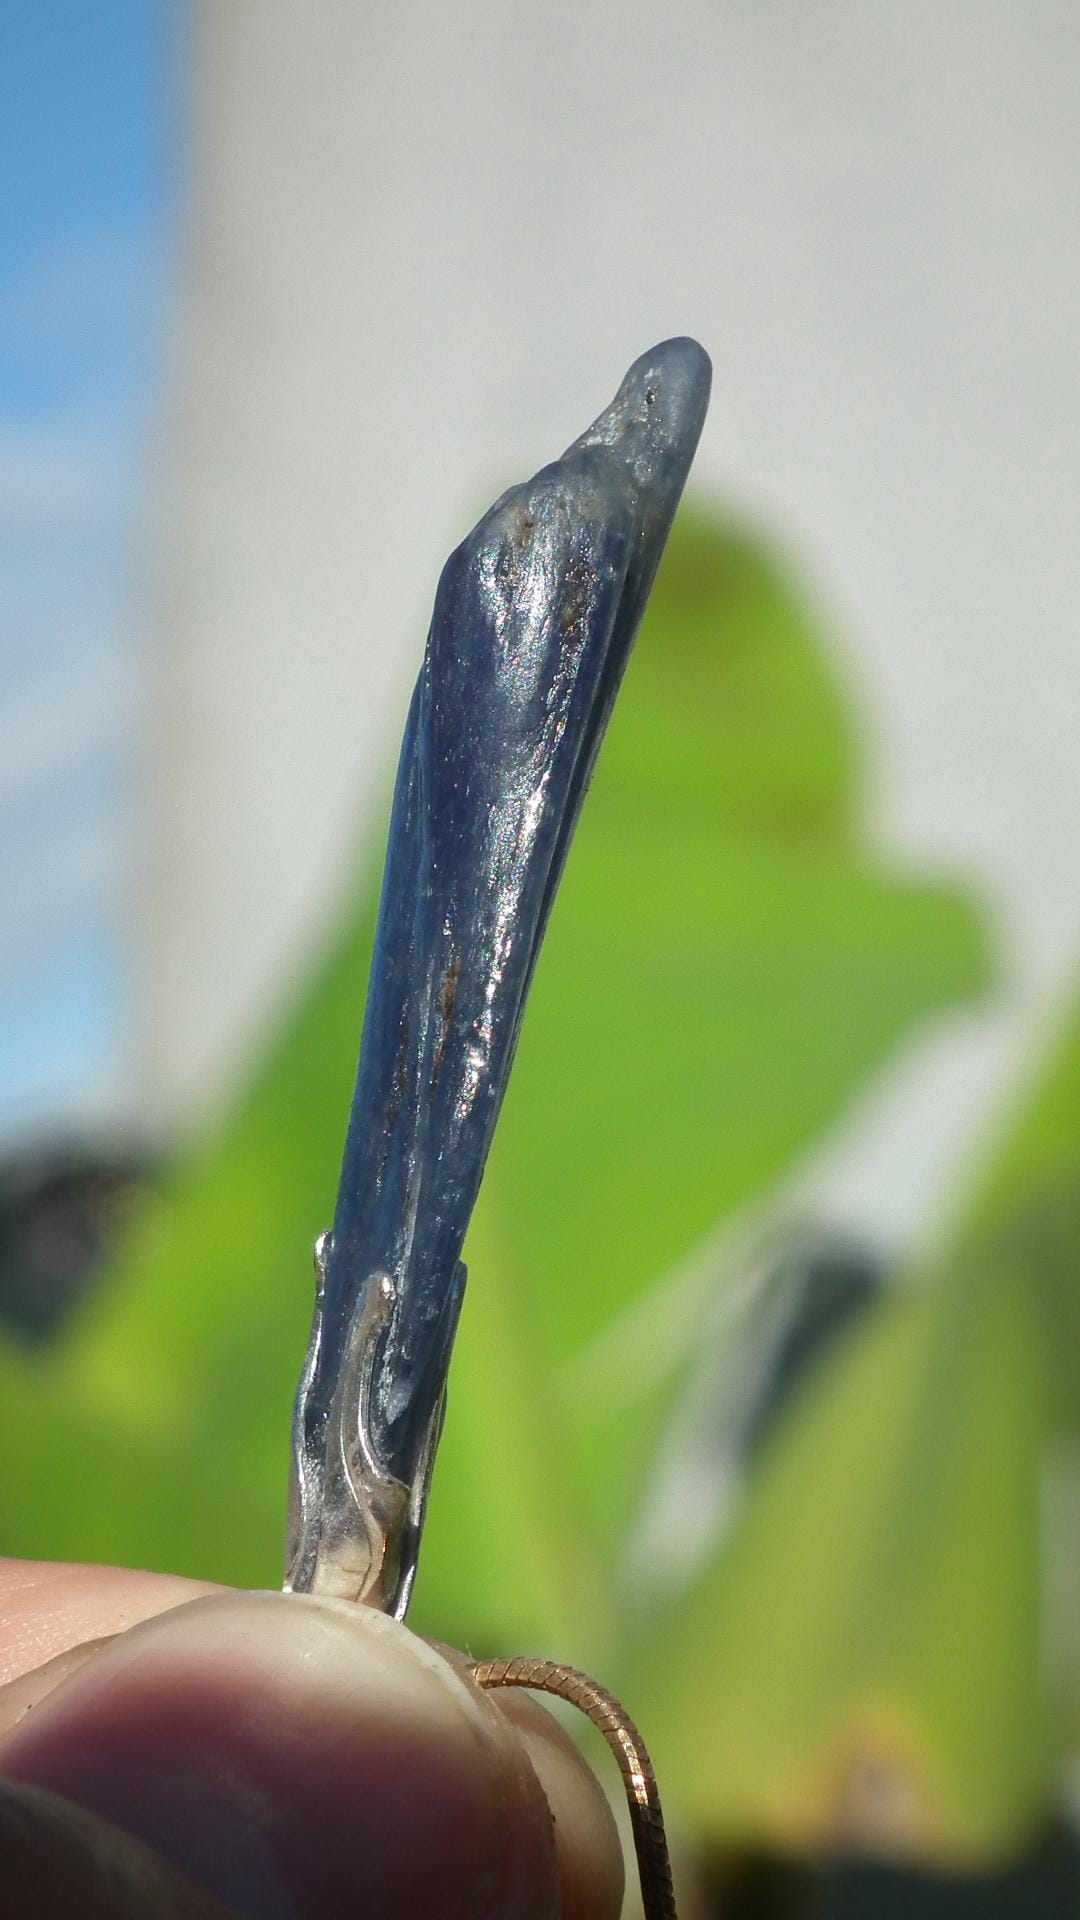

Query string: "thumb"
[0, 1590, 600, 1918]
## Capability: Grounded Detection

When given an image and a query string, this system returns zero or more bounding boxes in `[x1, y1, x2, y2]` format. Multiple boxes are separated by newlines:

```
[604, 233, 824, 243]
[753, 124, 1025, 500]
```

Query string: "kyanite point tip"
[574, 336, 711, 492]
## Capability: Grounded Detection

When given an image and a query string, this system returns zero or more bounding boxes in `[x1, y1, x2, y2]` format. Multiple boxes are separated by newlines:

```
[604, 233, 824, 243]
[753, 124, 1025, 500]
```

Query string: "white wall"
[144, 2, 1080, 1232]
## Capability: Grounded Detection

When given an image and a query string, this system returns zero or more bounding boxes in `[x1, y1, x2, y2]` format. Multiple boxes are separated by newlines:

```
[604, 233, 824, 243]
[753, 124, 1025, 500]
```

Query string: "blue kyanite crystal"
[289, 338, 711, 1607]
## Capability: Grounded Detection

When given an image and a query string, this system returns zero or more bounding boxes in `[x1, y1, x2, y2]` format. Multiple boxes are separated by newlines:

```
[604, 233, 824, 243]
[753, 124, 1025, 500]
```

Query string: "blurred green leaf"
[0, 508, 987, 1673]
[628, 987, 1080, 1863]
[626, 1257, 1053, 1864]
[958, 998, 1080, 1455]
[956, 992, 1080, 1732]
[964, 999, 1080, 1248]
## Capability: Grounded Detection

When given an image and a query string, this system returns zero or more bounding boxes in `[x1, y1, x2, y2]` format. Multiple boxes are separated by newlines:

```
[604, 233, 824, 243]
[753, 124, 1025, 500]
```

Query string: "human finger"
[0, 1555, 223, 1688]
[0, 1588, 623, 1918]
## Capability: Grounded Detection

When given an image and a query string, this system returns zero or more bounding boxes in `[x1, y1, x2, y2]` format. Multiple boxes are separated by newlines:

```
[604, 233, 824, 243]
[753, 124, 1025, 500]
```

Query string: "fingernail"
[0, 1592, 558, 1919]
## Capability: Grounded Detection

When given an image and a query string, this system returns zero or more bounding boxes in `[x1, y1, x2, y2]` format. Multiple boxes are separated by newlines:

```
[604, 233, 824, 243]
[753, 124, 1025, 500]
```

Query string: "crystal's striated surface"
[308, 338, 710, 1498]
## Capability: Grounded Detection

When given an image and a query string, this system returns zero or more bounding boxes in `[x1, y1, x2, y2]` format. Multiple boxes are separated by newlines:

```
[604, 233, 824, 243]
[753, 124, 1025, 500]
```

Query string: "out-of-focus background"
[2, 4, 1079, 1912]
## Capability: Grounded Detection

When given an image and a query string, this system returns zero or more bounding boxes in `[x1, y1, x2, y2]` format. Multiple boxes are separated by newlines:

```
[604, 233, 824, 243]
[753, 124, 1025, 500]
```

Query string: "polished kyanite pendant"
[285, 337, 711, 1622]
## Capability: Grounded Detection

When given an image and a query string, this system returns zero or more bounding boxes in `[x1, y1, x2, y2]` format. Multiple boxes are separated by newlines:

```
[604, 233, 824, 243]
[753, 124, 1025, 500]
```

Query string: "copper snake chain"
[470, 1656, 677, 1920]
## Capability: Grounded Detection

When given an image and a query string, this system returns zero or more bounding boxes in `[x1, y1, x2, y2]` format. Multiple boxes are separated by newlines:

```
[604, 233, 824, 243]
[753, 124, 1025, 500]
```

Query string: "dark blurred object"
[627, 1231, 888, 1609]
[717, 1817, 1080, 1917]
[738, 1234, 887, 1463]
[0, 1145, 149, 1341]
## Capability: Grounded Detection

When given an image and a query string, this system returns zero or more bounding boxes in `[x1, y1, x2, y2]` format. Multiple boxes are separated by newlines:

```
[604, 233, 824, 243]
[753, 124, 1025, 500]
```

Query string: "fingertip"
[0, 1591, 561, 1918]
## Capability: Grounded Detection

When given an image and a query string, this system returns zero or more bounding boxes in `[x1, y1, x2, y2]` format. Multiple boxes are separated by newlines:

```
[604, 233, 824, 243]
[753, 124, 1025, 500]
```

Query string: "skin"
[0, 1560, 623, 1919]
